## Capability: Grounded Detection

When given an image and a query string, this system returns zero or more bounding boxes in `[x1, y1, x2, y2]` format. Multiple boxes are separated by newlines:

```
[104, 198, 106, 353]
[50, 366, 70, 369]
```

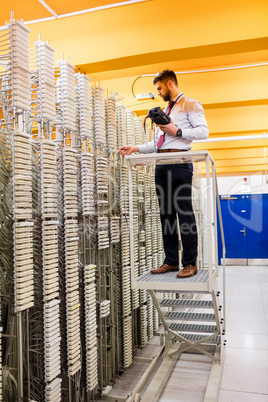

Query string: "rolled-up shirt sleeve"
[138, 140, 157, 153]
[138, 127, 160, 153]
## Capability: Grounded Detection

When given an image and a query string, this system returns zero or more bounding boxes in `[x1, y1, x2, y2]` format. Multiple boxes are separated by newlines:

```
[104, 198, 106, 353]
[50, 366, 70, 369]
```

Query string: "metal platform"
[124, 151, 226, 402]
[135, 268, 215, 292]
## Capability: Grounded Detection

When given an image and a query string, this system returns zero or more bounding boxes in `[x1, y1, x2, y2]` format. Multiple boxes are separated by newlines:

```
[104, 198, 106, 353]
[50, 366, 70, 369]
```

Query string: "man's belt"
[158, 149, 186, 153]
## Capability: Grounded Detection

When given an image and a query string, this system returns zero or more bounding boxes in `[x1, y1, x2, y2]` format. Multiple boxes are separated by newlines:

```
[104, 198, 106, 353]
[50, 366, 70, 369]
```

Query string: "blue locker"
[217, 194, 268, 265]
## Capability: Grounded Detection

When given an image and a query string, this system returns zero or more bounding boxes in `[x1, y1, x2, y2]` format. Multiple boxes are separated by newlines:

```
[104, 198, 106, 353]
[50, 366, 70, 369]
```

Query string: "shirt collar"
[171, 92, 184, 103]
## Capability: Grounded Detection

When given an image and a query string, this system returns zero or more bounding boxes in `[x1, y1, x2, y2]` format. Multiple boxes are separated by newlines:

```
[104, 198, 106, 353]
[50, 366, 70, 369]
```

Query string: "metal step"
[176, 333, 221, 345]
[161, 298, 213, 309]
[165, 312, 215, 321]
[169, 323, 217, 333]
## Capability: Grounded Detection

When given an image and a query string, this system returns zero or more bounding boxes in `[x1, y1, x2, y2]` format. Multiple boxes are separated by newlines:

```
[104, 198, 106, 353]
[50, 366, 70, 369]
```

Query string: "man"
[119, 69, 208, 277]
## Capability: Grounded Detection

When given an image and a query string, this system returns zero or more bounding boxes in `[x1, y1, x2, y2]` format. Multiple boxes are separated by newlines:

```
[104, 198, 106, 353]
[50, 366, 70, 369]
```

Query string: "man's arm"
[119, 134, 159, 156]
[157, 102, 209, 141]
[181, 106, 209, 140]
[118, 145, 139, 156]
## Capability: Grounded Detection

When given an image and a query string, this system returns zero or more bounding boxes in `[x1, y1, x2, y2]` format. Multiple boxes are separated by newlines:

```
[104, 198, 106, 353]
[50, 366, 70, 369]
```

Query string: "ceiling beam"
[75, 37, 268, 74]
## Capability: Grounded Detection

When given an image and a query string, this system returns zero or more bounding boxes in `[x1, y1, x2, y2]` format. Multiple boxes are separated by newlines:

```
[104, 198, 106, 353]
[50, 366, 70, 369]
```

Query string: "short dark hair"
[153, 69, 178, 86]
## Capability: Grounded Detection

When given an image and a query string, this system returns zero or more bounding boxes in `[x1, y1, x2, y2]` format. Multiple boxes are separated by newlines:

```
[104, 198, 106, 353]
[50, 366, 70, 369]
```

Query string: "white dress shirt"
[139, 93, 209, 153]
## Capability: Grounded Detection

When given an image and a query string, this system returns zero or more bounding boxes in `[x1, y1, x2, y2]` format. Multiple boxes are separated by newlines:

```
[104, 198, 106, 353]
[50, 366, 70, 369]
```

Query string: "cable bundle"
[123, 316, 132, 368]
[110, 217, 120, 243]
[80, 153, 95, 216]
[84, 265, 98, 391]
[57, 147, 81, 377]
[63, 148, 78, 217]
[42, 221, 59, 301]
[116, 104, 127, 148]
[0, 20, 30, 112]
[32, 40, 55, 122]
[41, 141, 58, 218]
[122, 266, 131, 317]
[134, 116, 143, 145]
[44, 300, 61, 383]
[56, 60, 76, 132]
[97, 216, 109, 250]
[126, 110, 135, 145]
[45, 377, 62, 401]
[106, 96, 117, 151]
[75, 73, 93, 140]
[99, 300, 111, 318]
[91, 86, 106, 145]
[96, 156, 108, 203]
[120, 165, 129, 215]
[13, 132, 34, 311]
[132, 262, 140, 310]
[139, 305, 148, 348]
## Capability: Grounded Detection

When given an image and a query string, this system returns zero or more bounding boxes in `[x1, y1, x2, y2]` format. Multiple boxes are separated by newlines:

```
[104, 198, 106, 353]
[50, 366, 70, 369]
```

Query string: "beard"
[162, 89, 171, 102]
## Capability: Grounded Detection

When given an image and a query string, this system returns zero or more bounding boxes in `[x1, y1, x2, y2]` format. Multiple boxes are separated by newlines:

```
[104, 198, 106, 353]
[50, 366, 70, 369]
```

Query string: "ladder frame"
[126, 151, 226, 295]
[125, 150, 226, 401]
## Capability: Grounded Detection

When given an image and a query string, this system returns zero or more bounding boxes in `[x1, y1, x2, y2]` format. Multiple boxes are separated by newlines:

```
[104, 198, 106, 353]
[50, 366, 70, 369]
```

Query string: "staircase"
[125, 151, 226, 401]
[148, 275, 225, 364]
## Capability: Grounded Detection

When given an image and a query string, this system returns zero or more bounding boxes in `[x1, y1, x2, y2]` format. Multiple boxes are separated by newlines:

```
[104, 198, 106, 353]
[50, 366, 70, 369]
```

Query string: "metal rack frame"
[126, 150, 225, 290]
[125, 150, 226, 401]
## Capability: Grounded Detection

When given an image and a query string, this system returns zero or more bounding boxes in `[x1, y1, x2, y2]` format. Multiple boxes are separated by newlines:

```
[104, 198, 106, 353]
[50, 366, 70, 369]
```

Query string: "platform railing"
[125, 150, 225, 298]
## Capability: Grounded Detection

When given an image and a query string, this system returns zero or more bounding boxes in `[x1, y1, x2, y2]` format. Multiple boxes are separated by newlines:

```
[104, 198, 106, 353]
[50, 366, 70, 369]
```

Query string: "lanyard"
[165, 93, 184, 115]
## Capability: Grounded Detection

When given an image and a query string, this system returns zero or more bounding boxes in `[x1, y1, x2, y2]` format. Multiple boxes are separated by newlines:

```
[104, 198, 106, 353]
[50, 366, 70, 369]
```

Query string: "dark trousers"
[155, 163, 198, 267]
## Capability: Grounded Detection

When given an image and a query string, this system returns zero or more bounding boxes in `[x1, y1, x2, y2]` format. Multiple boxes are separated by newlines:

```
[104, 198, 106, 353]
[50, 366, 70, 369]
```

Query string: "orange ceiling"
[0, 0, 131, 25]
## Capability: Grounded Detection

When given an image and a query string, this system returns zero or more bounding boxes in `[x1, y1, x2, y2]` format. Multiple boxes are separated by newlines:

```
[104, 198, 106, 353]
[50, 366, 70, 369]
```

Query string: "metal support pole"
[16, 311, 23, 401]
[215, 178, 226, 338]
[68, 375, 72, 402]
[26, 309, 30, 401]
[127, 160, 135, 290]
[205, 154, 213, 292]
[108, 156, 116, 381]
[211, 161, 219, 277]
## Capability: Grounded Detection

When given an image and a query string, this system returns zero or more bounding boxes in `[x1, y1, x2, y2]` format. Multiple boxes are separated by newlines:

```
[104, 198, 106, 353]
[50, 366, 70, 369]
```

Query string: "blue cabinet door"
[247, 194, 268, 259]
[217, 195, 248, 264]
[217, 194, 268, 264]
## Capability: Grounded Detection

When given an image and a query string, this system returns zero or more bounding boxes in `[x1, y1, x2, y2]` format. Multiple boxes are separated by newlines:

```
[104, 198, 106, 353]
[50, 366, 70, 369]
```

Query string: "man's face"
[155, 80, 171, 102]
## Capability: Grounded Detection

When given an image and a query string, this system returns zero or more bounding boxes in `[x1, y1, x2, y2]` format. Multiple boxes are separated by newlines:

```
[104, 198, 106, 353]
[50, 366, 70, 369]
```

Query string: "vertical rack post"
[16, 312, 23, 401]
[127, 159, 135, 291]
[205, 154, 213, 292]
[108, 154, 116, 381]
[211, 159, 219, 277]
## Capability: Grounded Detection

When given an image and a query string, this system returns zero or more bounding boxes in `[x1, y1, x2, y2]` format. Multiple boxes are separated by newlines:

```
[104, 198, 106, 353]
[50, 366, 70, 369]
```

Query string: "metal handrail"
[126, 150, 225, 295]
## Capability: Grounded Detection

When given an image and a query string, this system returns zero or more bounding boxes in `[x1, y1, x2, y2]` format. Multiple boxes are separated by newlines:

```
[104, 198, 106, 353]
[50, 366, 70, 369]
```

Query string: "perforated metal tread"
[169, 323, 217, 333]
[134, 269, 211, 291]
[165, 312, 215, 321]
[161, 299, 213, 308]
[176, 333, 221, 345]
[137, 269, 209, 284]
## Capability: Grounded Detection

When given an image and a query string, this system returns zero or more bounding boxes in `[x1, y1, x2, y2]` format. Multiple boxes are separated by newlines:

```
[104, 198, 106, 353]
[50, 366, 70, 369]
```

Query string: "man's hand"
[118, 145, 139, 157]
[157, 119, 178, 136]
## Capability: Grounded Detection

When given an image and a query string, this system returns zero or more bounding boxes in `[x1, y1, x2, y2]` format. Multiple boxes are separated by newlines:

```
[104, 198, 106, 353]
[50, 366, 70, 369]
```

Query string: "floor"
[218, 265, 268, 402]
[103, 265, 268, 401]
[159, 265, 268, 401]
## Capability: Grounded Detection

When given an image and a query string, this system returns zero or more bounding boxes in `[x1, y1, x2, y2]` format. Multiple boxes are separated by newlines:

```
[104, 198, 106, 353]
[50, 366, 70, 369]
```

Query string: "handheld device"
[147, 107, 171, 125]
